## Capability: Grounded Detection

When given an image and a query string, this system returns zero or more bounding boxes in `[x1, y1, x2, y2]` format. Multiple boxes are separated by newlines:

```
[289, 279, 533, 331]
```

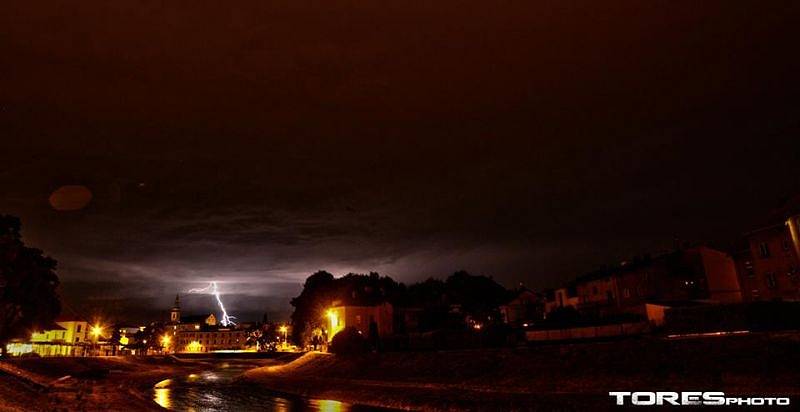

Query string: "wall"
[746, 225, 800, 300]
[698, 246, 742, 303]
[330, 303, 394, 340]
[525, 322, 649, 342]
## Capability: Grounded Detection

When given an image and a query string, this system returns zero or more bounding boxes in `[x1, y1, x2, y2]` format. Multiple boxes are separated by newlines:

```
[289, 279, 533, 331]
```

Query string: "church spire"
[170, 293, 181, 323]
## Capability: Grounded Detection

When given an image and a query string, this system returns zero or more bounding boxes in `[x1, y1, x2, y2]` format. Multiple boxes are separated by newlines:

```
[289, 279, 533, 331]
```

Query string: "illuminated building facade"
[5, 316, 90, 357]
[167, 294, 248, 352]
[325, 302, 394, 341]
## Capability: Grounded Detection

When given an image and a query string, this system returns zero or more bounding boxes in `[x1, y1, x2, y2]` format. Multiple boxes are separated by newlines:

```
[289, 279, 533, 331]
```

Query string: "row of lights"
[88, 322, 292, 353]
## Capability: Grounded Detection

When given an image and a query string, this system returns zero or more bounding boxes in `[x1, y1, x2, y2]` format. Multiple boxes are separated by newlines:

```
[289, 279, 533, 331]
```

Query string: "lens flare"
[187, 281, 236, 326]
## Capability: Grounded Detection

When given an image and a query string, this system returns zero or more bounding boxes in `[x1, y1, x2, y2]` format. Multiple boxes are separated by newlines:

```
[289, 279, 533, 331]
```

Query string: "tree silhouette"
[109, 327, 122, 356]
[0, 215, 61, 357]
[290, 271, 404, 345]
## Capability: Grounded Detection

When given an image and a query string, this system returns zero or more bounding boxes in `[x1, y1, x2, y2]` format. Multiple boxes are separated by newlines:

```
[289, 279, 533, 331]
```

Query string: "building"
[500, 287, 543, 326]
[5, 312, 91, 357]
[735, 205, 800, 301]
[168, 294, 248, 353]
[544, 286, 580, 315]
[175, 327, 248, 352]
[544, 246, 742, 319]
[614, 247, 742, 314]
[325, 302, 394, 341]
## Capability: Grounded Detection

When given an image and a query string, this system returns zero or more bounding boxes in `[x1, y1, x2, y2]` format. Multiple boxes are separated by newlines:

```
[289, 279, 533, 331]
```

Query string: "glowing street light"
[161, 335, 172, 353]
[325, 309, 343, 342]
[90, 324, 104, 357]
[279, 325, 288, 347]
[91, 325, 103, 340]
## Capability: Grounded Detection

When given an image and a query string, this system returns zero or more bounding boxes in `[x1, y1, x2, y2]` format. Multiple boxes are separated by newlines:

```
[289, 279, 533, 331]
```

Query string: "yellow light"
[315, 399, 343, 412]
[326, 310, 338, 327]
[5, 343, 33, 356]
[119, 335, 129, 346]
[91, 325, 103, 338]
[326, 309, 344, 341]
[154, 388, 172, 409]
[161, 335, 171, 346]
[279, 325, 288, 333]
[187, 341, 202, 352]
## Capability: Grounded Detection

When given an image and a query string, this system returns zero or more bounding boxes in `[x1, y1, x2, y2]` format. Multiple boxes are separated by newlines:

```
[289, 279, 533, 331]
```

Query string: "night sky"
[2, 1, 799, 322]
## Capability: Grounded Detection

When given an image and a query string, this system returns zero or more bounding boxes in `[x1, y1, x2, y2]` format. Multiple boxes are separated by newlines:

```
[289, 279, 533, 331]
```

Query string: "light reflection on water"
[154, 387, 172, 409]
[152, 362, 354, 412]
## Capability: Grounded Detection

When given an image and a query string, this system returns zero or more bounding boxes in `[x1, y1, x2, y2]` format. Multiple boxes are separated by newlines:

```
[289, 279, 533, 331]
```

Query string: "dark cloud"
[2, 1, 800, 321]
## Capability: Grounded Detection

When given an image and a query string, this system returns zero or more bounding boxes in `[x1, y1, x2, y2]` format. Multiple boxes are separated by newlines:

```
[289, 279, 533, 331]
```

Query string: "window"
[75, 337, 80, 342]
[766, 273, 777, 289]
[623, 288, 630, 298]
[355, 315, 362, 325]
[758, 242, 770, 258]
[77, 325, 82, 333]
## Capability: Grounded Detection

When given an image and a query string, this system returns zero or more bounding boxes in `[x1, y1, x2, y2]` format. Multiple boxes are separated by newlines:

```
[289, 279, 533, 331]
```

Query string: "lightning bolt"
[187, 281, 236, 326]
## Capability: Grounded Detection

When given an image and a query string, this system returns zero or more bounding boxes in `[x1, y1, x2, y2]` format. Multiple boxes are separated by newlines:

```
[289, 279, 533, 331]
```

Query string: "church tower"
[170, 294, 181, 323]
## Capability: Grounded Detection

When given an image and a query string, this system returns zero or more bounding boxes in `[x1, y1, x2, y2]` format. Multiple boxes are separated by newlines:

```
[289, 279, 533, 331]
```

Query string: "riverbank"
[244, 332, 800, 411]
[0, 356, 223, 411]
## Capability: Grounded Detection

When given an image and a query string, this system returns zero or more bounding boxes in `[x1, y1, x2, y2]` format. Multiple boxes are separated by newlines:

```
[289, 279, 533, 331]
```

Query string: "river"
[152, 360, 378, 411]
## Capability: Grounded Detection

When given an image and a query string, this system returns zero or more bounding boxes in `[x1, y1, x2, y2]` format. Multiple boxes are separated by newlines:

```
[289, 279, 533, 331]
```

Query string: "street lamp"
[90, 324, 103, 356]
[161, 335, 171, 354]
[279, 325, 288, 348]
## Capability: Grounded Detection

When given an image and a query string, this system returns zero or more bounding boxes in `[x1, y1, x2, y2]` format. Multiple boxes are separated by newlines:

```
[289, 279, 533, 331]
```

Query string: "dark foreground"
[2, 332, 800, 411]
[245, 332, 800, 411]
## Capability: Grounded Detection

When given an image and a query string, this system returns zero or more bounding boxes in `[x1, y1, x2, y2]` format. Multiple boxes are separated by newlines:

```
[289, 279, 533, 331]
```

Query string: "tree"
[290, 271, 335, 345]
[0, 215, 61, 357]
[329, 327, 368, 355]
[109, 327, 122, 356]
[290, 271, 404, 345]
[245, 322, 279, 352]
[444, 270, 508, 322]
[131, 323, 164, 355]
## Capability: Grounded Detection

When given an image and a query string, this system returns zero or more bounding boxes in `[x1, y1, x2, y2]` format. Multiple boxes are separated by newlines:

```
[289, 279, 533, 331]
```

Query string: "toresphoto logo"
[609, 392, 791, 407]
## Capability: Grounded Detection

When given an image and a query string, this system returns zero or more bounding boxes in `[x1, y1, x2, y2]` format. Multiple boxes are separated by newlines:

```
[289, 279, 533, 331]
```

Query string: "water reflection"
[154, 387, 172, 409]
[312, 399, 343, 412]
[152, 362, 371, 412]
